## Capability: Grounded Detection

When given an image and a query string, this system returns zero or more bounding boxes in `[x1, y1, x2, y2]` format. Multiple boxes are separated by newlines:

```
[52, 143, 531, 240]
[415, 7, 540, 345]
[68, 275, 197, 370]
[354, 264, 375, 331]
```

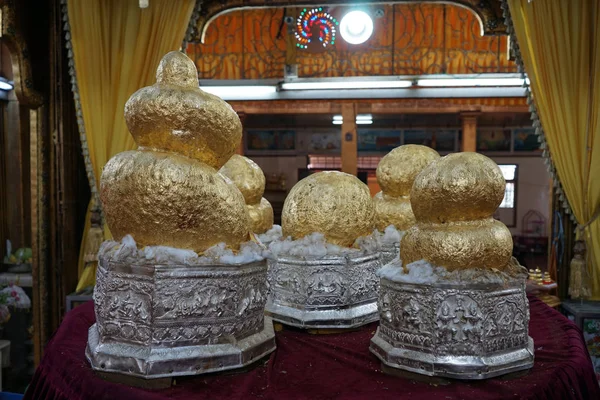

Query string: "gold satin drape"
[68, 0, 196, 291]
[508, 0, 600, 298]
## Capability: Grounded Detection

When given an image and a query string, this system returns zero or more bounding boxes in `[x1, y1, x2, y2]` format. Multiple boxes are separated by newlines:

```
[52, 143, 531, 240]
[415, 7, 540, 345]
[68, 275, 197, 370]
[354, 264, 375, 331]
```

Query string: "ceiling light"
[417, 78, 527, 87]
[200, 85, 276, 100]
[340, 10, 374, 45]
[332, 114, 373, 125]
[0, 77, 14, 91]
[281, 80, 411, 90]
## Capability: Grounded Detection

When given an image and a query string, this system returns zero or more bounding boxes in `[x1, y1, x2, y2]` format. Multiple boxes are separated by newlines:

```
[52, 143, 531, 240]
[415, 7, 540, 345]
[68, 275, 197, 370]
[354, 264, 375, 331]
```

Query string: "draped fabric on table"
[507, 0, 600, 298]
[67, 0, 196, 291]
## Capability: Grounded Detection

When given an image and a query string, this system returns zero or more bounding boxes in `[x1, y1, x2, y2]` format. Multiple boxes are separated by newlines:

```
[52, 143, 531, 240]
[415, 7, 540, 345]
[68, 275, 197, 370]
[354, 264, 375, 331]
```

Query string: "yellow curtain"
[69, 0, 196, 291]
[508, 0, 600, 298]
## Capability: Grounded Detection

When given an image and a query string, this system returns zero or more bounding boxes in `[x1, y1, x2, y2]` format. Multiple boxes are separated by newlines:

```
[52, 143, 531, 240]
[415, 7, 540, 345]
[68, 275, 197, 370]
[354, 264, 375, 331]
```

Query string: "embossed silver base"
[265, 253, 381, 329]
[86, 317, 276, 379]
[379, 243, 400, 266]
[370, 273, 534, 380]
[86, 255, 276, 379]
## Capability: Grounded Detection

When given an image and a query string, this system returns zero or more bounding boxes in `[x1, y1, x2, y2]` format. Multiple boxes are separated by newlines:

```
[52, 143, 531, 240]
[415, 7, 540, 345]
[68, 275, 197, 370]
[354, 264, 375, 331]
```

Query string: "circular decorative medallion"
[294, 8, 339, 49]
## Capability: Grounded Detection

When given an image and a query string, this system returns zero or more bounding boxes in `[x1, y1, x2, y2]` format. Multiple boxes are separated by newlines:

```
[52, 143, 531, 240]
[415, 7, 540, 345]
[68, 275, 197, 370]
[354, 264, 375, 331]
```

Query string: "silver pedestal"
[370, 273, 534, 380]
[86, 256, 276, 379]
[265, 252, 381, 329]
[379, 243, 400, 266]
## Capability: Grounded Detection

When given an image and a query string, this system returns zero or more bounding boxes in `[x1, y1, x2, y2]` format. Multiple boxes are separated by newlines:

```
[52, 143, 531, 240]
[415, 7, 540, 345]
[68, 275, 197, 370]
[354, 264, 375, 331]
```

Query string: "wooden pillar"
[236, 112, 246, 155]
[460, 112, 479, 152]
[341, 103, 358, 175]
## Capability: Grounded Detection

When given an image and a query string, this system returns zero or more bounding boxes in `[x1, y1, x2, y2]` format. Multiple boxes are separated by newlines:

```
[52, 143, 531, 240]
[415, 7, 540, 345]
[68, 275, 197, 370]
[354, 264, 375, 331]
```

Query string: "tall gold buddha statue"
[401, 152, 513, 270]
[282, 171, 374, 247]
[100, 51, 249, 251]
[220, 155, 274, 234]
[374, 145, 440, 231]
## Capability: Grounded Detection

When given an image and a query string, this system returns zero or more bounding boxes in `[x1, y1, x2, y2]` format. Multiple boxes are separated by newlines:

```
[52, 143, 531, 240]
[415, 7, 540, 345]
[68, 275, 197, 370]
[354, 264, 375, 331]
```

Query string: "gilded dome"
[100, 149, 249, 252]
[376, 145, 440, 197]
[124, 51, 242, 170]
[373, 191, 415, 231]
[411, 152, 505, 223]
[220, 155, 266, 205]
[282, 171, 374, 247]
[400, 218, 513, 270]
[247, 197, 274, 234]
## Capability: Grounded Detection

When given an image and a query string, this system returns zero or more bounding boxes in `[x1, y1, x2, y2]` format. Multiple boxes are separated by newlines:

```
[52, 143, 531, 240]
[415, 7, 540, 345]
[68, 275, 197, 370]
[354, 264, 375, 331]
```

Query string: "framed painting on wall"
[403, 129, 432, 147]
[513, 128, 540, 152]
[476, 129, 511, 152]
[358, 130, 401, 152]
[431, 129, 457, 152]
[246, 130, 296, 152]
[309, 132, 341, 153]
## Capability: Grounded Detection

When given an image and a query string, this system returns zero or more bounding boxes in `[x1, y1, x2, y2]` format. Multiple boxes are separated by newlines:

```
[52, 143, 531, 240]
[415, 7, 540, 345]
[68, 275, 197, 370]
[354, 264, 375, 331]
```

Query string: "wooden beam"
[341, 103, 357, 175]
[229, 99, 528, 115]
[460, 112, 479, 152]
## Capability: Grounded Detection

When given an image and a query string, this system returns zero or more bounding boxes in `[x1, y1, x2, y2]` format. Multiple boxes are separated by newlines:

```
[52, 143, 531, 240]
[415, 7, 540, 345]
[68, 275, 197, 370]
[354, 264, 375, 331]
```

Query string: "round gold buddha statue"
[282, 171, 374, 247]
[374, 145, 440, 231]
[220, 155, 274, 234]
[100, 51, 249, 252]
[400, 152, 513, 271]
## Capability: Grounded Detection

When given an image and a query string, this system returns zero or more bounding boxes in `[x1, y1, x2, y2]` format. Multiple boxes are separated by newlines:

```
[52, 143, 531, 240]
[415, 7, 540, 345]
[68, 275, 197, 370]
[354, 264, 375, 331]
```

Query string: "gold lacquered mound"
[376, 145, 440, 197]
[248, 198, 274, 235]
[411, 152, 505, 223]
[124, 51, 242, 170]
[400, 218, 513, 270]
[374, 145, 440, 232]
[220, 155, 266, 205]
[373, 192, 414, 231]
[220, 155, 274, 234]
[282, 171, 374, 247]
[100, 150, 249, 251]
[401, 152, 513, 271]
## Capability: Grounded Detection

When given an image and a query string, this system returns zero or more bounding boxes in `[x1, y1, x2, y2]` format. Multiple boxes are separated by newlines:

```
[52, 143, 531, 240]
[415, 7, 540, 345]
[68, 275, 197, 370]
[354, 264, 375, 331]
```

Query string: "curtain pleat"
[508, 0, 600, 298]
[68, 0, 195, 291]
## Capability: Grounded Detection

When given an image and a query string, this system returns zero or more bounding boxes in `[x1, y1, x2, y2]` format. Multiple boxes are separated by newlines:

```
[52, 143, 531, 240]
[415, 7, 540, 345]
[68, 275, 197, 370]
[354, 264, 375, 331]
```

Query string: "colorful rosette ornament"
[294, 7, 339, 49]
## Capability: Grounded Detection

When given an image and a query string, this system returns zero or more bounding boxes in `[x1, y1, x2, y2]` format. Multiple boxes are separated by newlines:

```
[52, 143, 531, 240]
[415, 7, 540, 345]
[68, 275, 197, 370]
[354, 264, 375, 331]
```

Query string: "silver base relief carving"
[370, 275, 534, 380]
[265, 252, 381, 328]
[86, 256, 276, 379]
[379, 243, 400, 266]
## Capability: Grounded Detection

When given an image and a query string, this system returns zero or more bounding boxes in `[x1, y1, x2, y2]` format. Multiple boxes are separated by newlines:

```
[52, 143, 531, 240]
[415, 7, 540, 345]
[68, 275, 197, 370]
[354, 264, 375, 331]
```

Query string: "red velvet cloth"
[25, 297, 600, 400]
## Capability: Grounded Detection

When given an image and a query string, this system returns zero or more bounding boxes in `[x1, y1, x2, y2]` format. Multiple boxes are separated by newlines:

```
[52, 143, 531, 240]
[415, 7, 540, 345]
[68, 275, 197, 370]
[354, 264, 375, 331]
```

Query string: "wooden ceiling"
[193, 1, 507, 43]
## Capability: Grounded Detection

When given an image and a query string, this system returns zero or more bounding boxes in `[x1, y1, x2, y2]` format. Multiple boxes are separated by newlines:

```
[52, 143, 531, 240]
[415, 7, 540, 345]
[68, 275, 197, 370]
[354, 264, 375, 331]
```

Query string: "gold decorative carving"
[0, 0, 43, 108]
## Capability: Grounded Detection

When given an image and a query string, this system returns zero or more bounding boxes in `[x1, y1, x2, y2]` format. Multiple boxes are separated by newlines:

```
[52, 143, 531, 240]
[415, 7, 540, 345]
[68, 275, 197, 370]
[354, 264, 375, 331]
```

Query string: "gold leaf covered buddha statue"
[374, 145, 440, 231]
[220, 154, 274, 234]
[100, 51, 249, 251]
[281, 171, 374, 247]
[400, 152, 514, 271]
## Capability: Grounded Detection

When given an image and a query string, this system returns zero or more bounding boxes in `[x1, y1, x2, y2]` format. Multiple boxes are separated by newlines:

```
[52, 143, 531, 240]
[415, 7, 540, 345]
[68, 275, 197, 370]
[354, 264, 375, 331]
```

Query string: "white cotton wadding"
[199, 241, 267, 264]
[378, 259, 443, 284]
[268, 232, 361, 259]
[381, 225, 405, 246]
[378, 258, 522, 285]
[142, 246, 199, 265]
[100, 235, 266, 266]
[257, 225, 283, 245]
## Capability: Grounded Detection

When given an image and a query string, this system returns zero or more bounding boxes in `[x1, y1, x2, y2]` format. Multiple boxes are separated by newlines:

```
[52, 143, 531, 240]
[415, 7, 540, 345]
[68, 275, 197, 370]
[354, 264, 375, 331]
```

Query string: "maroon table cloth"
[25, 297, 600, 400]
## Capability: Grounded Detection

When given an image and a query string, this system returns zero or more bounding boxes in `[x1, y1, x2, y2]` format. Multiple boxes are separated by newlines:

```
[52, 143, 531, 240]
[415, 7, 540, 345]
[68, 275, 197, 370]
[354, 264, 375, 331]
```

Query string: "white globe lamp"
[339, 10, 374, 45]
